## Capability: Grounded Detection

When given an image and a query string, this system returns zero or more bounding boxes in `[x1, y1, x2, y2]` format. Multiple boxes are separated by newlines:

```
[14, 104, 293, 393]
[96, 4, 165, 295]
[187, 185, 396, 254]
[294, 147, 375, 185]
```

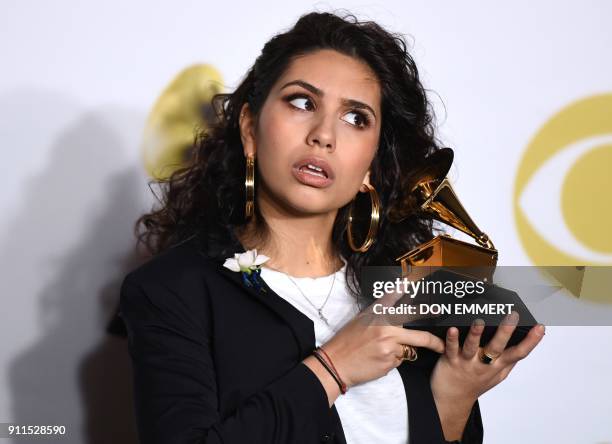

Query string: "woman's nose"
[307, 115, 336, 152]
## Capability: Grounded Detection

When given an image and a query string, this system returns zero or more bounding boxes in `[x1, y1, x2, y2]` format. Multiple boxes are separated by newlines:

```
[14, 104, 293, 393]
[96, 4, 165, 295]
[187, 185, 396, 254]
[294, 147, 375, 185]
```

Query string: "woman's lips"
[291, 156, 335, 188]
[292, 157, 335, 179]
[291, 165, 335, 188]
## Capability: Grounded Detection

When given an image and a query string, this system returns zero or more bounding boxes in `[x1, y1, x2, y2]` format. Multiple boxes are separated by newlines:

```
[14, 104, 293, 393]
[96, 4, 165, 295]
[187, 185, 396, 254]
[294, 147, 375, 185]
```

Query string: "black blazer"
[119, 236, 483, 444]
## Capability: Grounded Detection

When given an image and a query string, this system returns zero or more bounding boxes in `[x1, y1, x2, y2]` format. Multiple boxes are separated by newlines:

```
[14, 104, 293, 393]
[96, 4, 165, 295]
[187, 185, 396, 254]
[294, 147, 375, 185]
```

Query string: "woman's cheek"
[334, 176, 361, 204]
[267, 156, 299, 195]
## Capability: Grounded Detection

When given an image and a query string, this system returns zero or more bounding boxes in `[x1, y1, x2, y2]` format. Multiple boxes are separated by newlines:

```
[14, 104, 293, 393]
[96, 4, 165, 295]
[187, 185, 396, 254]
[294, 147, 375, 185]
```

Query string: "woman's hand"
[430, 311, 546, 440]
[320, 290, 445, 388]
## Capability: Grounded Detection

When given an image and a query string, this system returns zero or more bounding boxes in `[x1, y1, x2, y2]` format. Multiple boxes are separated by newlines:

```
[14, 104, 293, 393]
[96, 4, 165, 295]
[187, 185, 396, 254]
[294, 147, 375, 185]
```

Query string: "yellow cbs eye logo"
[514, 94, 612, 303]
[514, 93, 612, 265]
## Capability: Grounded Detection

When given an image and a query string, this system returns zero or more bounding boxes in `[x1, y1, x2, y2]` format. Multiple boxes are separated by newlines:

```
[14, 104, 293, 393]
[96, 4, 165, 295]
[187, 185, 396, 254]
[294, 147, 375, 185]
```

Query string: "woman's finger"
[499, 324, 546, 366]
[445, 327, 460, 360]
[397, 328, 445, 354]
[461, 318, 485, 359]
[483, 311, 519, 358]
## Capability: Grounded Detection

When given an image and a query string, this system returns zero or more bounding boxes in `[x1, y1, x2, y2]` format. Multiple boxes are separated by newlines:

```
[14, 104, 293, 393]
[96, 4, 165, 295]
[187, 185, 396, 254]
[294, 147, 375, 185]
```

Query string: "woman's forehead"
[274, 49, 381, 107]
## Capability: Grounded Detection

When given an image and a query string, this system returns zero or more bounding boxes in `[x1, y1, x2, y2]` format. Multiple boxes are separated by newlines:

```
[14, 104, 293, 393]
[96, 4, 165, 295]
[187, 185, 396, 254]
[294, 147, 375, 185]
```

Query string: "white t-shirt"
[260, 259, 409, 444]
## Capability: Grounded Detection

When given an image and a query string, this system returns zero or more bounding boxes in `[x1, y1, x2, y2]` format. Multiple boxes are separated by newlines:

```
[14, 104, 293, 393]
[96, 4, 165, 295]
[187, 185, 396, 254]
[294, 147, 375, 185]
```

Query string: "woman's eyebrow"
[280, 79, 377, 119]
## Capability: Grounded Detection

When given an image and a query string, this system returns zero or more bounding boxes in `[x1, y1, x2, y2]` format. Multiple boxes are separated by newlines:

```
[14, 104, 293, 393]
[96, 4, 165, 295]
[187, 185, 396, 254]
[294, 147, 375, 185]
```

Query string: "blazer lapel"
[215, 258, 316, 359]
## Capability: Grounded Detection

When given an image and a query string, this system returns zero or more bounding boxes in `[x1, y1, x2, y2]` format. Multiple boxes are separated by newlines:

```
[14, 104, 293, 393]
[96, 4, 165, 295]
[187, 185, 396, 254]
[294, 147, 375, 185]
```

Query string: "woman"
[119, 10, 545, 444]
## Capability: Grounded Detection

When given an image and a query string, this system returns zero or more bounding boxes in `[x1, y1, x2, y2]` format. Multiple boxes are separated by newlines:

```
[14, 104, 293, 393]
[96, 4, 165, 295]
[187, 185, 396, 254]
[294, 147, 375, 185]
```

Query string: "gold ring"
[479, 349, 500, 365]
[401, 344, 418, 361]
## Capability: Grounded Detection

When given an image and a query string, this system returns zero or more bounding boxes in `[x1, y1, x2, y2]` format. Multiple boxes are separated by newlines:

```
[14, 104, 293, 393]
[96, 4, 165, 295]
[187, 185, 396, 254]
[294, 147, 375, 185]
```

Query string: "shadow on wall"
[1, 89, 150, 444]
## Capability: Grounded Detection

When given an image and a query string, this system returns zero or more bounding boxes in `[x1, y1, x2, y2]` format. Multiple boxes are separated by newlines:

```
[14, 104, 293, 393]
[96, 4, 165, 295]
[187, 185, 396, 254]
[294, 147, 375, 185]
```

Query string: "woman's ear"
[239, 103, 256, 157]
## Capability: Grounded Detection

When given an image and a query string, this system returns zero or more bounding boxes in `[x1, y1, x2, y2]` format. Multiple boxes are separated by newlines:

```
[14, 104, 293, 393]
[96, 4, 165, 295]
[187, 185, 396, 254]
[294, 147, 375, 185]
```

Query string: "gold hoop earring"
[245, 154, 255, 219]
[347, 183, 380, 252]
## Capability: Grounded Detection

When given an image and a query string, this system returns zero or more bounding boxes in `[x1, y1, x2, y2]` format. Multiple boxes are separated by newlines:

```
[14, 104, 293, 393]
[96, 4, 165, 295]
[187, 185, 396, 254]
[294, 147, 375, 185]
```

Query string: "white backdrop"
[1, 1, 611, 443]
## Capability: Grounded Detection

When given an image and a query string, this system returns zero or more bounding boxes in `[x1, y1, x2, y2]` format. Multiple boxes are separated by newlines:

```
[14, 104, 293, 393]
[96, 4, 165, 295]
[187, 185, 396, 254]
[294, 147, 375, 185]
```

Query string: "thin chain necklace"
[286, 272, 336, 327]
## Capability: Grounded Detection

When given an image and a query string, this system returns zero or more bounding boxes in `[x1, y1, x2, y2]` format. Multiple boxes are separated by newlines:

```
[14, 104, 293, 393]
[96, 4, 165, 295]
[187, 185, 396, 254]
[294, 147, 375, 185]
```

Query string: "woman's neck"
[235, 200, 344, 278]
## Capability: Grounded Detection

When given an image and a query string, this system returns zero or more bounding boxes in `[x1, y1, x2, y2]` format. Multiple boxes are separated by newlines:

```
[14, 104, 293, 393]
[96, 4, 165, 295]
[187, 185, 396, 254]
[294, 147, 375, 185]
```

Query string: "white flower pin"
[223, 249, 270, 292]
[223, 249, 270, 274]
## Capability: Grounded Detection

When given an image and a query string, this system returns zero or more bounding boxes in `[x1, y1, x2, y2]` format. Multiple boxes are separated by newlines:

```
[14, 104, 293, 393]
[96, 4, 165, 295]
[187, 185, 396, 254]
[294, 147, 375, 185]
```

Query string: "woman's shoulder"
[121, 236, 220, 296]
[118, 237, 223, 338]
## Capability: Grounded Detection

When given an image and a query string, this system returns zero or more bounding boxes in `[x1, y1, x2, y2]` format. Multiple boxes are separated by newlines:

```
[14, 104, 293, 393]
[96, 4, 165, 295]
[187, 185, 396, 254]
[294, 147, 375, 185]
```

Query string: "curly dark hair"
[134, 10, 444, 304]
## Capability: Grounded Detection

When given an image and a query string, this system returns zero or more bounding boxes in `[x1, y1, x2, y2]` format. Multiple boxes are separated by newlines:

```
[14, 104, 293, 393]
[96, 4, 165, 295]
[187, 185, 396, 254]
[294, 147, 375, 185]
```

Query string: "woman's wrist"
[313, 346, 348, 394]
[302, 355, 342, 407]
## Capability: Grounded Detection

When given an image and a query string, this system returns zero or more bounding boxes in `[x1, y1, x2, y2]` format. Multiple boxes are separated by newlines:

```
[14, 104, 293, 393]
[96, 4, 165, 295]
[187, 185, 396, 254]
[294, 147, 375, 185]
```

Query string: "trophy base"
[399, 268, 538, 367]
[396, 234, 498, 281]
[396, 234, 498, 269]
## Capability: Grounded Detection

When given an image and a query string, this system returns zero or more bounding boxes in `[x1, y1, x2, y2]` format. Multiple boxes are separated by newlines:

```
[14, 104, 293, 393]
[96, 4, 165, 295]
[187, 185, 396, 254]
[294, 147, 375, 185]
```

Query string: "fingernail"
[504, 311, 519, 325]
[472, 318, 485, 327]
[536, 324, 546, 336]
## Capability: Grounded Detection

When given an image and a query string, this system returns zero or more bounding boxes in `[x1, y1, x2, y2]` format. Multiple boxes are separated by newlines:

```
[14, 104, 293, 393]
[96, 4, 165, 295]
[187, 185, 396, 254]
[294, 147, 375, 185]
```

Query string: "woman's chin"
[282, 197, 338, 217]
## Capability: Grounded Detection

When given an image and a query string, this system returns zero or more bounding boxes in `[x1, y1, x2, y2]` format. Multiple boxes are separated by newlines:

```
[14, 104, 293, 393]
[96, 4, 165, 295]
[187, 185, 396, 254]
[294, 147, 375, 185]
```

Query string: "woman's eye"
[285, 94, 370, 129]
[287, 95, 315, 111]
[342, 111, 370, 129]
